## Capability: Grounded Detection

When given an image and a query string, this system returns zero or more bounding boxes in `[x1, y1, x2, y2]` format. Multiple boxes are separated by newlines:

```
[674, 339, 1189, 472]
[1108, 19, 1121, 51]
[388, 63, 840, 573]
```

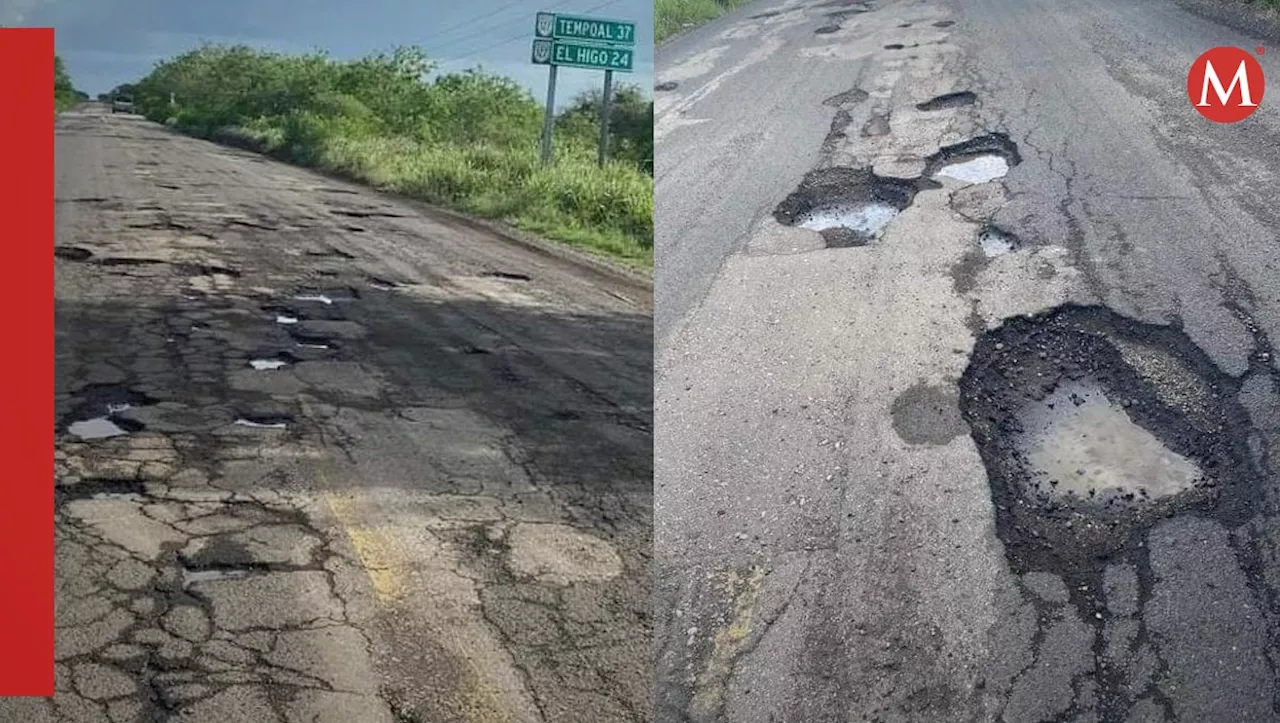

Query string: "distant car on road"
[110, 95, 134, 114]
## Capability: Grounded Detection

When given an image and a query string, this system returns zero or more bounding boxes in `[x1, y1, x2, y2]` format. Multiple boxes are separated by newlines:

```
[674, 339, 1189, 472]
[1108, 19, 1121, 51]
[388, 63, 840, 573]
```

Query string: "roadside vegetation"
[656, 0, 754, 42]
[55, 55, 86, 112]
[125, 45, 653, 267]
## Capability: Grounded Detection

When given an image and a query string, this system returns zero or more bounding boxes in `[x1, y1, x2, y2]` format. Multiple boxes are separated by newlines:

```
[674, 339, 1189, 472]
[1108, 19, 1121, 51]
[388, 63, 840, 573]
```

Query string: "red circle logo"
[1188, 46, 1265, 122]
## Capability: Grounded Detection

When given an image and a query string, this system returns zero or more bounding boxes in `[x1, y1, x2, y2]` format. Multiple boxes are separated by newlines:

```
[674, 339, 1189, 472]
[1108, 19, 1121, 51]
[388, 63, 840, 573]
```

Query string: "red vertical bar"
[0, 27, 55, 697]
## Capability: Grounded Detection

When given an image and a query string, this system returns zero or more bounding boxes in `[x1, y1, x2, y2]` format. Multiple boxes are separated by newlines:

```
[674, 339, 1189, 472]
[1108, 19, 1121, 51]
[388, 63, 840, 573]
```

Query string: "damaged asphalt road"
[13, 105, 652, 723]
[655, 0, 1280, 721]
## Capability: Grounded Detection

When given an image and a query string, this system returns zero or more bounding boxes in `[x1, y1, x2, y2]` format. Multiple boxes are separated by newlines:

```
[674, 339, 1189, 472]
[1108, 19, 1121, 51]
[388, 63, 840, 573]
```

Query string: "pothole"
[884, 43, 905, 50]
[182, 568, 250, 586]
[293, 286, 359, 304]
[823, 88, 869, 107]
[366, 276, 401, 290]
[925, 133, 1021, 184]
[959, 304, 1259, 584]
[68, 417, 132, 439]
[933, 20, 955, 27]
[655, 81, 679, 92]
[483, 271, 532, 282]
[978, 225, 1019, 257]
[55, 246, 93, 261]
[329, 209, 408, 219]
[56, 478, 147, 501]
[916, 91, 977, 111]
[816, 24, 841, 33]
[234, 416, 290, 430]
[773, 167, 925, 247]
[63, 386, 154, 438]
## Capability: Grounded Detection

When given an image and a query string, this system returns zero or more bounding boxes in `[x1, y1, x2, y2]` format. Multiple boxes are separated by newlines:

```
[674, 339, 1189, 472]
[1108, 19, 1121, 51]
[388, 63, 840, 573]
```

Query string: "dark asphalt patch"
[55, 246, 93, 261]
[891, 382, 967, 445]
[959, 304, 1261, 590]
[823, 88, 870, 107]
[773, 167, 935, 246]
[655, 81, 679, 92]
[916, 91, 978, 111]
[822, 109, 853, 156]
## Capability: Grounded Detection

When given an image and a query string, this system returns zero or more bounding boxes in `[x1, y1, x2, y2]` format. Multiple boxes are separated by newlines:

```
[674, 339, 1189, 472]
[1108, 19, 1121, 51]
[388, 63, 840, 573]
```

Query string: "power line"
[447, 0, 629, 65]
[417, 1, 531, 47]
[427, 0, 574, 56]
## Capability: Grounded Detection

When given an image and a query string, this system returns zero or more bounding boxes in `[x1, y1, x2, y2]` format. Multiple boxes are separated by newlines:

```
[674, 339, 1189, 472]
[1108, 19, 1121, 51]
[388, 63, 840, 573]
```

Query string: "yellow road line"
[326, 492, 407, 602]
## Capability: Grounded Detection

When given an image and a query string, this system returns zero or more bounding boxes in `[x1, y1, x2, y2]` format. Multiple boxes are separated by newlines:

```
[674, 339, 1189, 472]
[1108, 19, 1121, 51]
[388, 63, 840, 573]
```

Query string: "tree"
[556, 83, 653, 173]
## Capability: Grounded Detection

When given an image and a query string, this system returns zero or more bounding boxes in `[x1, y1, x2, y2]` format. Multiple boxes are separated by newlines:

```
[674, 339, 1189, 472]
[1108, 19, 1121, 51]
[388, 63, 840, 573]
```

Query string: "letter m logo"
[1188, 47, 1266, 123]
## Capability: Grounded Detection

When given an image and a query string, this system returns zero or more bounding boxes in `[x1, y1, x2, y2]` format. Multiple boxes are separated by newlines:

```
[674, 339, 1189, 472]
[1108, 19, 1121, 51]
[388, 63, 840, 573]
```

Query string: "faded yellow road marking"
[691, 564, 768, 722]
[326, 492, 406, 602]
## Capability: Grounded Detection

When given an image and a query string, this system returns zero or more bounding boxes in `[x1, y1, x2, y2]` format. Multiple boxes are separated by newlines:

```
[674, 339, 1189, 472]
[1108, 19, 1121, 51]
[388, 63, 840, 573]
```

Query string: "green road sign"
[534, 12, 635, 46]
[531, 38, 633, 73]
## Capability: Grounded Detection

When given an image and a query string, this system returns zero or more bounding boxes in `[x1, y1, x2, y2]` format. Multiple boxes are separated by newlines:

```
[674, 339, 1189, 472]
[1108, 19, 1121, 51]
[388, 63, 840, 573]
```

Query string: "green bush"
[129, 44, 652, 265]
[54, 55, 82, 112]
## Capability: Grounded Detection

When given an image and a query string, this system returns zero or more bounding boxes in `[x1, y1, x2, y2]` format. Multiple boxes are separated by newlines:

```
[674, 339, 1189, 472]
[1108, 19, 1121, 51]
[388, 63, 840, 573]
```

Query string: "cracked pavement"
[654, 0, 1280, 721]
[14, 104, 653, 723]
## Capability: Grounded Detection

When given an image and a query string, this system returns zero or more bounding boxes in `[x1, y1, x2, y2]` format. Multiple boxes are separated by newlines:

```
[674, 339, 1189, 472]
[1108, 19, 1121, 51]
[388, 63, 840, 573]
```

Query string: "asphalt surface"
[654, 0, 1280, 721]
[11, 104, 652, 723]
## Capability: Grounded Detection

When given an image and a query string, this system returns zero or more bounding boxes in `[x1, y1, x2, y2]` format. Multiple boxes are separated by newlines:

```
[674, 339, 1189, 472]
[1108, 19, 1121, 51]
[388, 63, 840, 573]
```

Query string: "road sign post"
[598, 70, 613, 168]
[540, 63, 557, 165]
[532, 11, 635, 167]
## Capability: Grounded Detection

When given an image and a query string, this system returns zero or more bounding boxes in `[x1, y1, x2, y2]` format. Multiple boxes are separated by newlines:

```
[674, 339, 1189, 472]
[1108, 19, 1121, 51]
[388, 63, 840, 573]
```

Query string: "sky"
[7, 0, 653, 109]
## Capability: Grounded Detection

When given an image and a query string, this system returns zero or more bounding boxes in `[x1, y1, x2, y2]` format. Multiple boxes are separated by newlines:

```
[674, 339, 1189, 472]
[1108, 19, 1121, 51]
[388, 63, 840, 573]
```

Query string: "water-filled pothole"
[797, 204, 900, 240]
[773, 167, 925, 247]
[924, 133, 1021, 185]
[63, 387, 153, 439]
[234, 417, 289, 430]
[959, 305, 1259, 582]
[68, 417, 130, 439]
[978, 226, 1019, 257]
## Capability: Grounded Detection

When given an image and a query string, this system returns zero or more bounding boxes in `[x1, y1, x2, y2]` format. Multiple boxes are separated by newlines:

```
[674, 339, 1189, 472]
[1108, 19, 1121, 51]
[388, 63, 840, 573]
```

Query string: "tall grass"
[130, 45, 653, 267]
[656, 0, 756, 43]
